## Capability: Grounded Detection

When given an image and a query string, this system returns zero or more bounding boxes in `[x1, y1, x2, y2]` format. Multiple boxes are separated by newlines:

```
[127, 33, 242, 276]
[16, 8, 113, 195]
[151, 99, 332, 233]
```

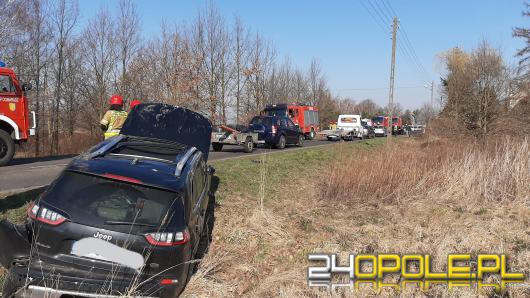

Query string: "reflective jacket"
[100, 110, 128, 139]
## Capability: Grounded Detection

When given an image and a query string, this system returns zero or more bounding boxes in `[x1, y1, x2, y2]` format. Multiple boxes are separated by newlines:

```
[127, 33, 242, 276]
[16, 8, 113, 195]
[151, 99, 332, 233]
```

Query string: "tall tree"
[117, 0, 140, 102]
[50, 0, 78, 154]
[232, 15, 250, 125]
[82, 8, 117, 133]
[440, 42, 509, 136]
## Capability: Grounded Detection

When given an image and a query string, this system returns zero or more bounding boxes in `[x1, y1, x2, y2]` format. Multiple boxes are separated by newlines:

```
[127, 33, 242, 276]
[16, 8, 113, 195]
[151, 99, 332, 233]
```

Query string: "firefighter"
[100, 94, 128, 139]
[130, 100, 141, 110]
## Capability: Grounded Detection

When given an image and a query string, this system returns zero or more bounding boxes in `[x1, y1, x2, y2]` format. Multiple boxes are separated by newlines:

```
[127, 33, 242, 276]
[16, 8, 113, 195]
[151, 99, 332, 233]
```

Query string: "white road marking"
[28, 163, 69, 169]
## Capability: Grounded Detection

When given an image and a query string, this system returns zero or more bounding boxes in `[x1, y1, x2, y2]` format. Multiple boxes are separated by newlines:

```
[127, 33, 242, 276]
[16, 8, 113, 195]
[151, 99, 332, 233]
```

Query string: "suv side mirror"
[22, 82, 32, 91]
[207, 165, 216, 175]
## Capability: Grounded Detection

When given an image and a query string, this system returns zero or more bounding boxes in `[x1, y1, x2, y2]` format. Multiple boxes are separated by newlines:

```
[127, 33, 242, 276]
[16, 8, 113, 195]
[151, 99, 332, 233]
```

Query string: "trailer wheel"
[212, 143, 223, 152]
[0, 130, 15, 167]
[243, 137, 254, 153]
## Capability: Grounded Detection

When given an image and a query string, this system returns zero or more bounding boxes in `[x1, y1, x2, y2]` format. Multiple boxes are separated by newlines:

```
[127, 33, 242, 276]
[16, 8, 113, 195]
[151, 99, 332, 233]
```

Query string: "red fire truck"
[262, 103, 320, 139]
[0, 62, 34, 166]
[372, 116, 389, 128]
[392, 117, 404, 134]
[372, 115, 404, 135]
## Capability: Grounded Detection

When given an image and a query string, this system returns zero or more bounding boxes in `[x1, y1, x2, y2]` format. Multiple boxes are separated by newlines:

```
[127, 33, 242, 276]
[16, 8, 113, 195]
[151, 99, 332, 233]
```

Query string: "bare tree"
[82, 7, 117, 133]
[513, 2, 530, 76]
[440, 42, 510, 136]
[232, 15, 250, 125]
[355, 99, 380, 118]
[244, 32, 275, 115]
[308, 58, 325, 105]
[50, 0, 78, 154]
[117, 0, 140, 102]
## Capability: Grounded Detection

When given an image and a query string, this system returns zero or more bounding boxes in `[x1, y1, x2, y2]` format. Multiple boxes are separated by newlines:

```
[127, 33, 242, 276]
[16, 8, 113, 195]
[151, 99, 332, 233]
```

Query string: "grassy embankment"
[2, 136, 529, 297]
[183, 136, 529, 297]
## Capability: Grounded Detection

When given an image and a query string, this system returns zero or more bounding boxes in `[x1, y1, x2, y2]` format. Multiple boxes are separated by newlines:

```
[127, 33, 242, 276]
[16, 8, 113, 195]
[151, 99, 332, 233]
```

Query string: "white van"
[327, 114, 364, 141]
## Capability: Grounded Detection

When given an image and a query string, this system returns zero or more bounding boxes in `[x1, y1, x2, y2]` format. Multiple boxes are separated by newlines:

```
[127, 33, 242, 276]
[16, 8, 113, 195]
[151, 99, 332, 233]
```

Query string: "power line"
[362, 0, 423, 78]
[382, 0, 431, 81]
[358, 0, 433, 101]
[334, 86, 427, 91]
[359, 0, 390, 34]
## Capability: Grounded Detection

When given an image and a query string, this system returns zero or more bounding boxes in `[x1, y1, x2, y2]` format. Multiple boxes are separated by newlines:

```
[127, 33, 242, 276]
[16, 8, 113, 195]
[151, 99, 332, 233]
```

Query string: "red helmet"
[109, 94, 123, 106]
[130, 100, 141, 109]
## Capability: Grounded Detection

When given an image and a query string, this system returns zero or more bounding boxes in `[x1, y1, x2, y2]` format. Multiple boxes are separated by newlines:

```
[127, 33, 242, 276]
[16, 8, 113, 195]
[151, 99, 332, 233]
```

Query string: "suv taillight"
[27, 202, 66, 226]
[272, 125, 277, 135]
[145, 230, 190, 246]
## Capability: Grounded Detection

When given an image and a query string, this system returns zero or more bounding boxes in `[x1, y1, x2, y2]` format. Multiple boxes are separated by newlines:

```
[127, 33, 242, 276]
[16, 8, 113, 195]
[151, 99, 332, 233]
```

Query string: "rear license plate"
[71, 238, 145, 271]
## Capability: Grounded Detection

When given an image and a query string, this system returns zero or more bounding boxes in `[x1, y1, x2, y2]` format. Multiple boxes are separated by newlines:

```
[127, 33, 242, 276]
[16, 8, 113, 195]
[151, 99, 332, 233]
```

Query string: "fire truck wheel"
[306, 129, 315, 140]
[212, 143, 224, 152]
[0, 130, 15, 166]
[243, 137, 254, 153]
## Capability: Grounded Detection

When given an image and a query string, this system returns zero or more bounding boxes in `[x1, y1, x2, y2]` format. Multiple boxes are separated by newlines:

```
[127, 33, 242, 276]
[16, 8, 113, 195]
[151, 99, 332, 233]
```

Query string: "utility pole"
[387, 17, 398, 140]
[430, 80, 434, 108]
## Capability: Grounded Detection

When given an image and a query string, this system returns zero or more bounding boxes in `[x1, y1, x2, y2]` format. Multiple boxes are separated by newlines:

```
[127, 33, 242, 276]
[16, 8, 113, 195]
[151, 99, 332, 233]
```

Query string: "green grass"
[0, 187, 46, 224]
[210, 138, 388, 204]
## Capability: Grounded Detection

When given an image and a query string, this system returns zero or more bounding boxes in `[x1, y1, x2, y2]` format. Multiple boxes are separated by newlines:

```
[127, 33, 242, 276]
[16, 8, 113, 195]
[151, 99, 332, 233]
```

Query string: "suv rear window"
[41, 172, 179, 232]
[250, 117, 272, 126]
[264, 109, 287, 117]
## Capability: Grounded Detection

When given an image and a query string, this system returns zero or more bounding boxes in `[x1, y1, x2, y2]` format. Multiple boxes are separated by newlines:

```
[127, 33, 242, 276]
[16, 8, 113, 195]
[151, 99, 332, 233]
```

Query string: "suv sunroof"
[109, 137, 187, 162]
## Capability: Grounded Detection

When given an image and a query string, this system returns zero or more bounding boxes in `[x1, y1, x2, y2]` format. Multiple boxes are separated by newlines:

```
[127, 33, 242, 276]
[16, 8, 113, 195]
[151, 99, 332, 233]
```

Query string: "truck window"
[340, 117, 357, 123]
[0, 75, 15, 93]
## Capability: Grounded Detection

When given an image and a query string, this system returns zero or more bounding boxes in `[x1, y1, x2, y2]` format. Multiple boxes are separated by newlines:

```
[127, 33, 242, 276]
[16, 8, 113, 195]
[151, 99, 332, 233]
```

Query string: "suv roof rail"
[174, 147, 197, 177]
[87, 135, 126, 159]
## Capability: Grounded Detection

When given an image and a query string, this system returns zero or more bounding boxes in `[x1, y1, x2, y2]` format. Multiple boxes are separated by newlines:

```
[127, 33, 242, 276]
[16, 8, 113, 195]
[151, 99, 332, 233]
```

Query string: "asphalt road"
[0, 139, 332, 193]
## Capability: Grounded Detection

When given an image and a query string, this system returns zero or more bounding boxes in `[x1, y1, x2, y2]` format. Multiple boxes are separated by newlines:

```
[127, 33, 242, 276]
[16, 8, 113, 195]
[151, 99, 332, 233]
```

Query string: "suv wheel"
[296, 134, 304, 147]
[243, 137, 254, 153]
[0, 130, 15, 167]
[2, 270, 24, 298]
[212, 143, 223, 152]
[276, 135, 286, 149]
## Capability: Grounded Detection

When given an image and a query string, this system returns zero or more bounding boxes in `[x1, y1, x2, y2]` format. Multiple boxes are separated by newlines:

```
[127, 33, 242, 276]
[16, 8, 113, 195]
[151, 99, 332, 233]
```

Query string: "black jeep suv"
[0, 104, 214, 298]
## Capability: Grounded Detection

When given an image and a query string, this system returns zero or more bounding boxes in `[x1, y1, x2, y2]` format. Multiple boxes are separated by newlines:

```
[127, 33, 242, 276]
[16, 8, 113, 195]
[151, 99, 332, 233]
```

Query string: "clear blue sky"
[79, 0, 528, 110]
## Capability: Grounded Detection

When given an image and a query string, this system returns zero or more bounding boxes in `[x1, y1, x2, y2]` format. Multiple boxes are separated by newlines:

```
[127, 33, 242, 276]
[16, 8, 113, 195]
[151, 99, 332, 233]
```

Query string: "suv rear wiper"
[104, 221, 157, 227]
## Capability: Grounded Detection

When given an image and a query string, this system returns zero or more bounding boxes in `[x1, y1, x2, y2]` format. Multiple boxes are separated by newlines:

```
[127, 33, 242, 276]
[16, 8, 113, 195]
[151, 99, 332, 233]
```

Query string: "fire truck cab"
[262, 103, 319, 139]
[0, 62, 34, 166]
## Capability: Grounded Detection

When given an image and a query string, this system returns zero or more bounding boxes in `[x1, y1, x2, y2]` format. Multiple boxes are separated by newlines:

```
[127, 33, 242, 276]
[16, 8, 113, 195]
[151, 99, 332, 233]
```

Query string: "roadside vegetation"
[180, 136, 529, 297]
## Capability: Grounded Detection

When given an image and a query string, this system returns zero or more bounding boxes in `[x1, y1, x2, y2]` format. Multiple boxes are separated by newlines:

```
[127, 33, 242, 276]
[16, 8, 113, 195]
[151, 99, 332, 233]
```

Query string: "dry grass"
[183, 137, 530, 297]
[15, 131, 100, 158]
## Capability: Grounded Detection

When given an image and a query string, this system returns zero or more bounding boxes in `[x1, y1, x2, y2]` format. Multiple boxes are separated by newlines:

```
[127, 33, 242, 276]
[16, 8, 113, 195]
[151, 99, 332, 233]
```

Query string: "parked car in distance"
[0, 104, 215, 298]
[374, 125, 388, 137]
[362, 124, 376, 139]
[247, 115, 304, 149]
[332, 114, 364, 141]
[361, 118, 373, 127]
